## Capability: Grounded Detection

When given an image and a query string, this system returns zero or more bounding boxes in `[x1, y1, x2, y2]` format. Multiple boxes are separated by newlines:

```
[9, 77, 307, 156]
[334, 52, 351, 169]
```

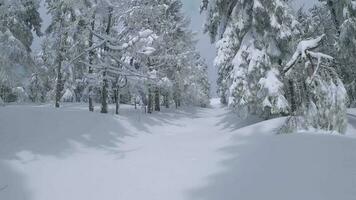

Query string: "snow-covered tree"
[201, 0, 299, 118]
[43, 0, 77, 107]
[281, 35, 347, 134]
[315, 0, 356, 105]
[28, 72, 45, 102]
[120, 0, 210, 111]
[0, 0, 42, 103]
[72, 0, 160, 114]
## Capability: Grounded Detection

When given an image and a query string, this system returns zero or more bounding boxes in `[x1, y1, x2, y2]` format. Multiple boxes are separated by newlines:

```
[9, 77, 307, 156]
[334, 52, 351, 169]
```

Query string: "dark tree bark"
[88, 13, 95, 112]
[55, 18, 65, 108]
[114, 88, 120, 115]
[101, 72, 109, 114]
[148, 88, 153, 114]
[101, 7, 113, 114]
[164, 94, 169, 108]
[55, 59, 63, 108]
[154, 88, 160, 111]
[220, 95, 228, 105]
[177, 99, 181, 107]
[288, 80, 296, 114]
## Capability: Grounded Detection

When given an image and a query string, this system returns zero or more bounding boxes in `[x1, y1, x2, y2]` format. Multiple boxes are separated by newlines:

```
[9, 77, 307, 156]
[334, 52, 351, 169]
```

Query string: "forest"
[1, 0, 356, 200]
[0, 0, 210, 114]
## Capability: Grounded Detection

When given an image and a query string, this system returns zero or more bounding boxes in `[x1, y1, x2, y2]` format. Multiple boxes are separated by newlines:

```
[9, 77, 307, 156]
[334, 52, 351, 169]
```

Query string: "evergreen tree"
[281, 35, 347, 134]
[0, 0, 42, 102]
[318, 0, 356, 105]
[44, 0, 77, 107]
[201, 0, 299, 118]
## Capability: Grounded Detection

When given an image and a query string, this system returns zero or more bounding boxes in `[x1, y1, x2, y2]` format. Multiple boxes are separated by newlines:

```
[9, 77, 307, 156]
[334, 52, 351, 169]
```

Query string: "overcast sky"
[33, 0, 318, 96]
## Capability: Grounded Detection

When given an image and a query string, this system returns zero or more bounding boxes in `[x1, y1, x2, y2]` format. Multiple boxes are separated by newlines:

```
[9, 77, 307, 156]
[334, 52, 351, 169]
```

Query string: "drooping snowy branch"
[307, 51, 334, 81]
[284, 34, 328, 74]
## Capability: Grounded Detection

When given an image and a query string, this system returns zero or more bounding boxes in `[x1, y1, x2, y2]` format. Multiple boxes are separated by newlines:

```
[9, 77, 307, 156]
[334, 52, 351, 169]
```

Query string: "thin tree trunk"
[148, 86, 153, 114]
[221, 95, 227, 105]
[101, 7, 113, 114]
[55, 18, 65, 108]
[115, 88, 120, 115]
[174, 95, 178, 109]
[154, 88, 160, 111]
[164, 94, 169, 108]
[288, 80, 296, 114]
[55, 60, 62, 108]
[88, 13, 95, 112]
[101, 73, 109, 113]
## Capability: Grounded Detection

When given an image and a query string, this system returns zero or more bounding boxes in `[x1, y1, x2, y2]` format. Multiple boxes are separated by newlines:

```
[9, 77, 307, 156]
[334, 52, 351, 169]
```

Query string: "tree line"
[0, 0, 210, 114]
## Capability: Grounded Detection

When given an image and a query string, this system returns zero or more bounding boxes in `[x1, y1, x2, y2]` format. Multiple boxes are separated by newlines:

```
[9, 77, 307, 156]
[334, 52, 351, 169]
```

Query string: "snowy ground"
[1, 100, 356, 200]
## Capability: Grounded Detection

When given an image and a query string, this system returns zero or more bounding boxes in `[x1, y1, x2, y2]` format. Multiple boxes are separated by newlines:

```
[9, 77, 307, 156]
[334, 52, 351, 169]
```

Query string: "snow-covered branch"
[68, 40, 107, 64]
[284, 34, 327, 74]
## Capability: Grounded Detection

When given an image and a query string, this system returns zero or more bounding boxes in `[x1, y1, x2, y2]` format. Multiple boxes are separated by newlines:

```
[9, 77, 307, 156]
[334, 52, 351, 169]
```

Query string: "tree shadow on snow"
[215, 106, 262, 132]
[0, 105, 134, 160]
[187, 119, 356, 200]
[0, 161, 32, 200]
[120, 105, 203, 134]
[0, 104, 143, 200]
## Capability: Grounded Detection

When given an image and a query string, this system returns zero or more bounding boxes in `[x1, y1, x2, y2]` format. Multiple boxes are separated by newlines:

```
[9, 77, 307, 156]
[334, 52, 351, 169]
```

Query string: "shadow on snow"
[187, 117, 356, 200]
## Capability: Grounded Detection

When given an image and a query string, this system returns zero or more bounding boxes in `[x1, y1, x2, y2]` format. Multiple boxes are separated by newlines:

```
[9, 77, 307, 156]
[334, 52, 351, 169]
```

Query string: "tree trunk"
[114, 88, 120, 115]
[55, 18, 65, 108]
[101, 7, 113, 114]
[55, 60, 62, 108]
[88, 13, 95, 112]
[101, 72, 109, 113]
[174, 96, 178, 109]
[148, 87, 153, 114]
[164, 94, 169, 108]
[154, 88, 160, 111]
[288, 80, 296, 114]
[221, 95, 227, 105]
[178, 99, 181, 107]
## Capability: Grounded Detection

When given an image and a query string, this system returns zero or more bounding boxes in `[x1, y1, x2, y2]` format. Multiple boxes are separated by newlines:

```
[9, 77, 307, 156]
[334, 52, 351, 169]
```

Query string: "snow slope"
[0, 101, 356, 200]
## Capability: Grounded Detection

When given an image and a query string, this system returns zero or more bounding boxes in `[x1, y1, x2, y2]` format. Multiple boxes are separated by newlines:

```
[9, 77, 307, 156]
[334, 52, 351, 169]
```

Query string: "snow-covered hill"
[0, 101, 355, 200]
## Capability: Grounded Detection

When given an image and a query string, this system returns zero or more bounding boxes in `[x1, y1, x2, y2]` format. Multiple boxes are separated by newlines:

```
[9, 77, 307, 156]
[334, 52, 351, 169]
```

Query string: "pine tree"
[201, 0, 299, 118]
[44, 0, 76, 108]
[318, 0, 356, 105]
[121, 0, 210, 111]
[281, 35, 347, 134]
[0, 0, 42, 102]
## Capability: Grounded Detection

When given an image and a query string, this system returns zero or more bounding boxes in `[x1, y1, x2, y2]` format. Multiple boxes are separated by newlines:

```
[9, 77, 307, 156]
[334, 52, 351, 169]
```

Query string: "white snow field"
[1, 100, 356, 200]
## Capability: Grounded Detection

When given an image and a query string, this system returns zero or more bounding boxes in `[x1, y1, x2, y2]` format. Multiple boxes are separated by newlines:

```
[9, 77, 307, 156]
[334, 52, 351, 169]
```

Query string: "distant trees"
[25, 0, 210, 114]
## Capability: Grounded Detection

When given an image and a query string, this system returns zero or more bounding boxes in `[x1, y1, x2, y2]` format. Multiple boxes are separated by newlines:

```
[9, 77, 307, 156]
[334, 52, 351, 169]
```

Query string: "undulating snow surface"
[0, 100, 356, 200]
